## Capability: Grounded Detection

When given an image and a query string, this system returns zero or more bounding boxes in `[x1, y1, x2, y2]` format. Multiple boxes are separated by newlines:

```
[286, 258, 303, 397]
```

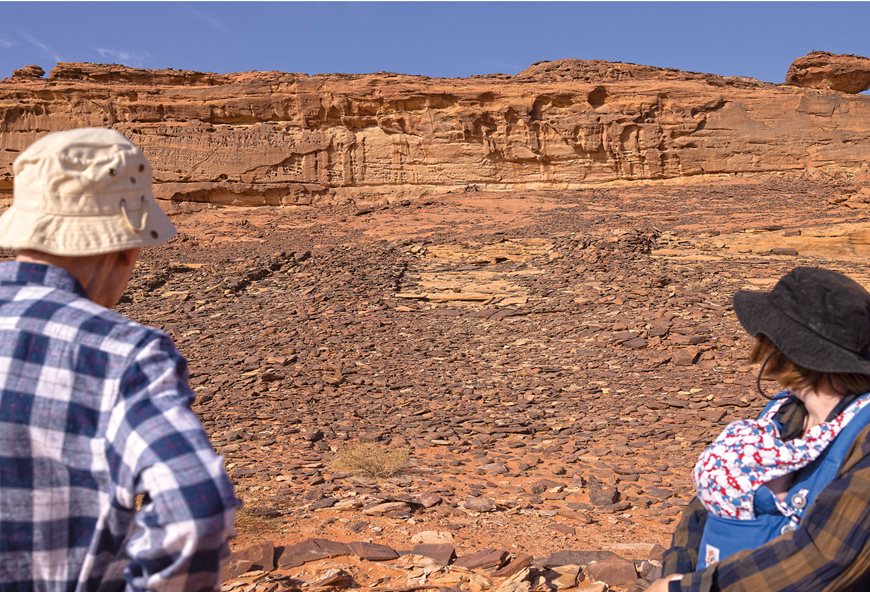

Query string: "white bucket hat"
[0, 127, 176, 256]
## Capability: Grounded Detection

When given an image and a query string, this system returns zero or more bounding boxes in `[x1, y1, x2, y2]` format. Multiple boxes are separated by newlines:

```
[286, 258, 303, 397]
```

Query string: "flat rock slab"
[362, 501, 411, 516]
[538, 550, 625, 569]
[416, 492, 443, 508]
[455, 548, 509, 570]
[463, 496, 497, 512]
[310, 497, 338, 510]
[314, 539, 353, 557]
[410, 530, 454, 545]
[550, 522, 576, 536]
[493, 551, 534, 578]
[585, 557, 639, 587]
[411, 543, 456, 566]
[547, 564, 582, 589]
[311, 568, 356, 588]
[348, 541, 399, 561]
[276, 538, 350, 569]
[221, 540, 275, 579]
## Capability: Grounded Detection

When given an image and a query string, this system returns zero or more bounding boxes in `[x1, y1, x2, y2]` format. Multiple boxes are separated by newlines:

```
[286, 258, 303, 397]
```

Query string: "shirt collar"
[0, 261, 88, 298]
[776, 392, 863, 440]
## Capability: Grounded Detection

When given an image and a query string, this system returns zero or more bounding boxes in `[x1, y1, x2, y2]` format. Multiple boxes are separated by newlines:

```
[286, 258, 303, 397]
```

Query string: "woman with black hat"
[647, 267, 870, 592]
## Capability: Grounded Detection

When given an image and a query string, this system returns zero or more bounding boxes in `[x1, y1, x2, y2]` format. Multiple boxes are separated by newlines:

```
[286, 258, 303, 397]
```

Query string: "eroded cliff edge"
[1, 59, 868, 206]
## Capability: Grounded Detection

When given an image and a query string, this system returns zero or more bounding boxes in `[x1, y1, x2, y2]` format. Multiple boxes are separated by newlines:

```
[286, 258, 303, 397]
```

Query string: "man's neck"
[17, 251, 97, 293]
[14, 250, 131, 308]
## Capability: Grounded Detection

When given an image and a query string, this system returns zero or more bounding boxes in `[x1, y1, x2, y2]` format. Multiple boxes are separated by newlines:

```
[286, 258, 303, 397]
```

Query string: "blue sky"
[0, 2, 868, 82]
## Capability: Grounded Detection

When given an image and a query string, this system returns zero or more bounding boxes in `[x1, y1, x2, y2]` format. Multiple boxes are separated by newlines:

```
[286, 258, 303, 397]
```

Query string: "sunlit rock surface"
[1, 59, 868, 205]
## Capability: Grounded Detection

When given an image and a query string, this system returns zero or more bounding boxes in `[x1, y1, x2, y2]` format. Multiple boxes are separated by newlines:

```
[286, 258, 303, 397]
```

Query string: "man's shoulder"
[5, 284, 172, 359]
[69, 297, 171, 356]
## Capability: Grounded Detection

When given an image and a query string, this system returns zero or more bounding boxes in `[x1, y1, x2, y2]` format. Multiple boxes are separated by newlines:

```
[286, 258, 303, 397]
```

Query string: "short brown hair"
[751, 335, 870, 396]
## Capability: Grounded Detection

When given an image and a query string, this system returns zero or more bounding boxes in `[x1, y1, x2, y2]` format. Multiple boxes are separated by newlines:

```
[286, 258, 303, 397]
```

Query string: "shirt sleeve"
[105, 333, 240, 591]
[672, 439, 870, 592]
[662, 496, 708, 576]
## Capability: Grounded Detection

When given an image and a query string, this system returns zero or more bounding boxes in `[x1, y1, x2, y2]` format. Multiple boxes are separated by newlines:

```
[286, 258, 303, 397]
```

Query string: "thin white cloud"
[19, 31, 62, 61]
[186, 7, 233, 37]
[0, 37, 15, 49]
[96, 47, 148, 67]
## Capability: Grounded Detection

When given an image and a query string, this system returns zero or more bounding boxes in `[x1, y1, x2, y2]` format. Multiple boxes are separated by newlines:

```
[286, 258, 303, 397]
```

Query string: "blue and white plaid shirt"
[0, 261, 239, 591]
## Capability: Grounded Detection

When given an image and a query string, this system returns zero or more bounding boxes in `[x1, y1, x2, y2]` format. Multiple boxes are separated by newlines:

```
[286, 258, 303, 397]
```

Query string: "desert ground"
[26, 170, 859, 591]
[2, 52, 869, 590]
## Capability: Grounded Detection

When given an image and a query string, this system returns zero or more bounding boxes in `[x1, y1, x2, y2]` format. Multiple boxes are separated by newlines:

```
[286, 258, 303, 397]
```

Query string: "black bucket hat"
[733, 267, 870, 375]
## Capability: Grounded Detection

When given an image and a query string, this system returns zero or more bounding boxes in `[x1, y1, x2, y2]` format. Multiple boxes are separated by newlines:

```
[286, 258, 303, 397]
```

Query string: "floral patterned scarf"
[693, 393, 870, 519]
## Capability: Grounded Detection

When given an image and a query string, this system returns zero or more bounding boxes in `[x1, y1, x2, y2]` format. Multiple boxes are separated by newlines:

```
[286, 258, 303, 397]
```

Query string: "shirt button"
[791, 492, 807, 509]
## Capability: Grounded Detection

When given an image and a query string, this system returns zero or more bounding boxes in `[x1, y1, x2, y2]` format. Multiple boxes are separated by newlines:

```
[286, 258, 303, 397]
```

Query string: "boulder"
[546, 564, 583, 589]
[11, 65, 44, 79]
[786, 51, 870, 93]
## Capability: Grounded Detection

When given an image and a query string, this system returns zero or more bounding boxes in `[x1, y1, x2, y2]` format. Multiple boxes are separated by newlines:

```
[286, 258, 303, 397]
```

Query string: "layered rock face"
[787, 51, 870, 94]
[10, 65, 45, 80]
[1, 59, 869, 206]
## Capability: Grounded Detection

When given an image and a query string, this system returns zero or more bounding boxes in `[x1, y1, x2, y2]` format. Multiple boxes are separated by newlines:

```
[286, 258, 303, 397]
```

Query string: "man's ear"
[115, 248, 140, 268]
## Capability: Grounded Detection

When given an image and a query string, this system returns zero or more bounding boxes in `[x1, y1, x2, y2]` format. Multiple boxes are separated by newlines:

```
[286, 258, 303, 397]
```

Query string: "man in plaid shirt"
[0, 128, 239, 590]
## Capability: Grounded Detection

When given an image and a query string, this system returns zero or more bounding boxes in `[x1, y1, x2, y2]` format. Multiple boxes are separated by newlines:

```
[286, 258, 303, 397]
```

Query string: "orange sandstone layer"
[1, 59, 869, 206]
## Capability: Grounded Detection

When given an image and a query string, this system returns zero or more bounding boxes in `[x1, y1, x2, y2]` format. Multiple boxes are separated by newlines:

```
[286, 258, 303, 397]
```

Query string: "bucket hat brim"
[0, 127, 177, 256]
[0, 196, 176, 256]
[734, 289, 870, 375]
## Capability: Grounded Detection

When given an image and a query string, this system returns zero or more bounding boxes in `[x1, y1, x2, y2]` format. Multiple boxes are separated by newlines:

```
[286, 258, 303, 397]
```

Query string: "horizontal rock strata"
[1, 59, 869, 206]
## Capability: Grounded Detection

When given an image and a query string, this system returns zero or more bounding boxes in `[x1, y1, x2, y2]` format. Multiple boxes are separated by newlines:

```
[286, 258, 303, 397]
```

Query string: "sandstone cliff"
[1, 59, 868, 206]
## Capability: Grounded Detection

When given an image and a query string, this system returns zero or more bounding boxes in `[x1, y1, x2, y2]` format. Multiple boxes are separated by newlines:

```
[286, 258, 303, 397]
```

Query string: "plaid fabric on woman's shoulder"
[666, 420, 870, 592]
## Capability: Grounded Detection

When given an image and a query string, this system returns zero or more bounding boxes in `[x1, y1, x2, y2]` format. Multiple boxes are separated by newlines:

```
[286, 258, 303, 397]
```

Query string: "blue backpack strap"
[755, 390, 792, 420]
[697, 392, 870, 570]
[786, 393, 870, 520]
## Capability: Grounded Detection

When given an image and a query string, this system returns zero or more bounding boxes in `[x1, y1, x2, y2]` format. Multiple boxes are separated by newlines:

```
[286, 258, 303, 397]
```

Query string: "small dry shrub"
[685, 279, 708, 293]
[332, 443, 410, 479]
[233, 505, 279, 542]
